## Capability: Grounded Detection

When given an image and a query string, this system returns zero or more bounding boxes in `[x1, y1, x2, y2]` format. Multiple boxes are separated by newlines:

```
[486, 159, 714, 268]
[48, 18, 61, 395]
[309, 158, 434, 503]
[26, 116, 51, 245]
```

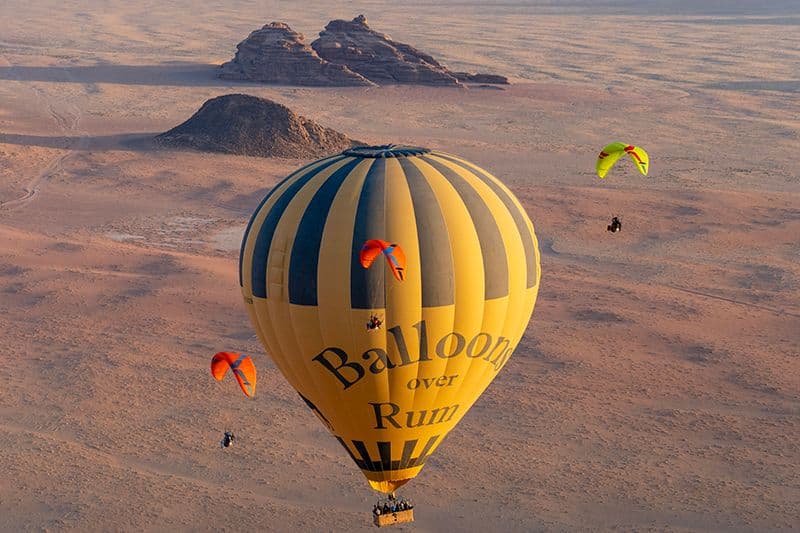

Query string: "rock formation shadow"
[0, 132, 157, 151]
[0, 63, 245, 87]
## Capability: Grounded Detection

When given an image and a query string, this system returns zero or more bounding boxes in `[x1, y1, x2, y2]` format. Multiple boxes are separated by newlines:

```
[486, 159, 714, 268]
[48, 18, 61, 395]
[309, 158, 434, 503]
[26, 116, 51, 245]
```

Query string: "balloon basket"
[373, 509, 414, 527]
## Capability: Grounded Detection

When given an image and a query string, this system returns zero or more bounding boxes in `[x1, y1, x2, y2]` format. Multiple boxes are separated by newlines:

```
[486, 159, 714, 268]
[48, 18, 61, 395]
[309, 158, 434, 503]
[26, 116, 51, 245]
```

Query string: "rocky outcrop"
[219, 16, 508, 87]
[155, 94, 361, 158]
[311, 15, 463, 86]
[219, 22, 374, 86]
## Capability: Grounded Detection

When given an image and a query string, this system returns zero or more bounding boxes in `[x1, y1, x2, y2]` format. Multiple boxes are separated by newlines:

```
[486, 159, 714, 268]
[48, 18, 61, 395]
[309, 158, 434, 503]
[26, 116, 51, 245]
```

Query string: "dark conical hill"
[155, 94, 361, 158]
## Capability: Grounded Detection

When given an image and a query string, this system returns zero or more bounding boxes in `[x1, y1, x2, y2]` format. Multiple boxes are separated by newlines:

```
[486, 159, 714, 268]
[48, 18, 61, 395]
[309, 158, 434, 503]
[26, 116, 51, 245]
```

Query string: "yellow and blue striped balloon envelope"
[239, 145, 541, 493]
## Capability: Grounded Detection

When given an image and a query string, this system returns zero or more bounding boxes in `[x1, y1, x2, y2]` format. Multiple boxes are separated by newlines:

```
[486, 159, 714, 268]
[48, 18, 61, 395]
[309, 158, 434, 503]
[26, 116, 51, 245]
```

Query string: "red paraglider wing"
[359, 239, 389, 269]
[359, 239, 407, 282]
[211, 352, 257, 398]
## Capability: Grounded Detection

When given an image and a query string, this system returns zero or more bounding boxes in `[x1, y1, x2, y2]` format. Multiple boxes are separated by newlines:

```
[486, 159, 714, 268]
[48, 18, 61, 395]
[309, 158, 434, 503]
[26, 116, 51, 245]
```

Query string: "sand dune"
[1, 1, 798, 531]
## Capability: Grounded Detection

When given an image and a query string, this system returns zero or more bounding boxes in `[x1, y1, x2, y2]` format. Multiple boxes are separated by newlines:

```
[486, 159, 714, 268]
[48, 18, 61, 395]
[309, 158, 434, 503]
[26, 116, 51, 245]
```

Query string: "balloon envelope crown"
[343, 144, 431, 158]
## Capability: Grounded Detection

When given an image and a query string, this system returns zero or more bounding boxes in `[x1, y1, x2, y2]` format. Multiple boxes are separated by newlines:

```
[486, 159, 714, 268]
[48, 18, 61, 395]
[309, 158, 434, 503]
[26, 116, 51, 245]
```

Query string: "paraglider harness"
[607, 216, 622, 233]
[372, 494, 414, 527]
[221, 431, 235, 448]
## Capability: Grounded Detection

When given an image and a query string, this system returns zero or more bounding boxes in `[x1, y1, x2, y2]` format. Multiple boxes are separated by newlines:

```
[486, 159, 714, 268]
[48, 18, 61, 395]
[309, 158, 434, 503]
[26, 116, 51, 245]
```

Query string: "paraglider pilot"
[366, 314, 383, 331]
[607, 216, 622, 233]
[221, 431, 235, 448]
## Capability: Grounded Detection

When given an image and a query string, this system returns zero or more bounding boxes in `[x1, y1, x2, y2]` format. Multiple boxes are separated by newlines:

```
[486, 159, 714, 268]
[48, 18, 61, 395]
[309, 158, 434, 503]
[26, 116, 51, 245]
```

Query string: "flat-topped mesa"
[219, 21, 374, 86]
[311, 14, 466, 87]
[154, 94, 362, 159]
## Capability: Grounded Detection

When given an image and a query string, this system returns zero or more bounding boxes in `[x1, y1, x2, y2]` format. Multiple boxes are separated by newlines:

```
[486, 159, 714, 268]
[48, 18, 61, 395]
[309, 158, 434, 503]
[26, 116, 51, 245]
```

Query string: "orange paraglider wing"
[359, 239, 406, 282]
[210, 352, 235, 381]
[382, 243, 406, 282]
[211, 352, 257, 398]
[359, 239, 389, 269]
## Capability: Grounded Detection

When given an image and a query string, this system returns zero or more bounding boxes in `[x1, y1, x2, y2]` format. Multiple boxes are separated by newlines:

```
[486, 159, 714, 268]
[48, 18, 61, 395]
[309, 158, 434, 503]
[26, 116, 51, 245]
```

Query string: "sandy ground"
[1, 1, 798, 531]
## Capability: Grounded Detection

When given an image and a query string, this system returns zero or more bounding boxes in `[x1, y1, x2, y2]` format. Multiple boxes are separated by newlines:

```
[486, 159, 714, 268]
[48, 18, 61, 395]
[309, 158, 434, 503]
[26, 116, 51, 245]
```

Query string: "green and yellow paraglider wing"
[596, 142, 649, 178]
[626, 145, 649, 176]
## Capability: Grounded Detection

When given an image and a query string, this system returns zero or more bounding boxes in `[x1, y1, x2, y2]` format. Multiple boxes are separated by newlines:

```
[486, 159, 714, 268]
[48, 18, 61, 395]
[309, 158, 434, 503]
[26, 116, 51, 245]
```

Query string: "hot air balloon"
[596, 142, 649, 178]
[211, 352, 257, 398]
[239, 144, 540, 494]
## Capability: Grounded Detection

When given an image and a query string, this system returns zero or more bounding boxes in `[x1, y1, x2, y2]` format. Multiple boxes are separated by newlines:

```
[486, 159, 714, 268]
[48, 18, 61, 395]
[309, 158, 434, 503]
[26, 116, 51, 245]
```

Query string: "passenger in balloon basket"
[607, 216, 622, 233]
[373, 494, 414, 515]
[220, 431, 235, 448]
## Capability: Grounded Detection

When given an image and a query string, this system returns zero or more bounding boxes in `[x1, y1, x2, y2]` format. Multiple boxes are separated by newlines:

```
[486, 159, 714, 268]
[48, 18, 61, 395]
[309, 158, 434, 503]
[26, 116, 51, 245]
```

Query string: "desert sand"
[1, 1, 798, 531]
